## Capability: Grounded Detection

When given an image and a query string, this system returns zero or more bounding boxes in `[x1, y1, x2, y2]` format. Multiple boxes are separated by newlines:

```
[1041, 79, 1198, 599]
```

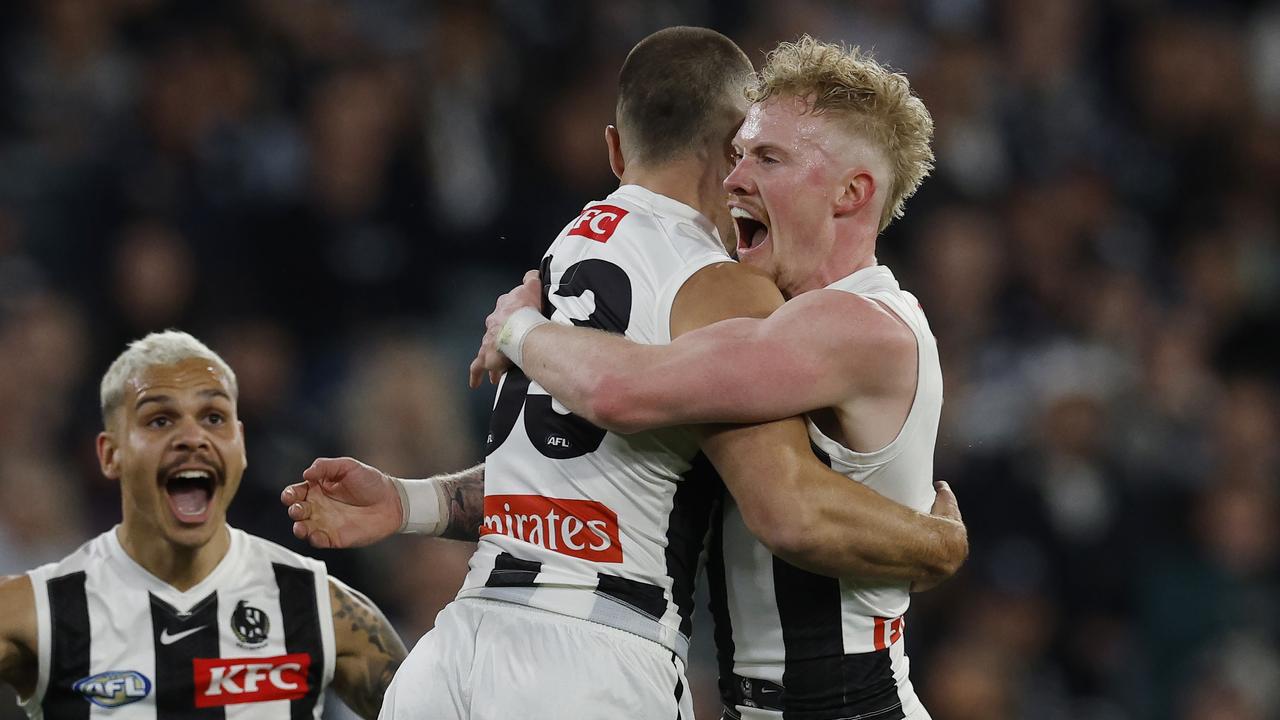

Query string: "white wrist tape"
[392, 477, 450, 536]
[497, 306, 550, 369]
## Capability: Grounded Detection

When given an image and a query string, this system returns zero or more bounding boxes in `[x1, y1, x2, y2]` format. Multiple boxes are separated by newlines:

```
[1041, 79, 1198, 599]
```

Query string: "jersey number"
[486, 256, 632, 460]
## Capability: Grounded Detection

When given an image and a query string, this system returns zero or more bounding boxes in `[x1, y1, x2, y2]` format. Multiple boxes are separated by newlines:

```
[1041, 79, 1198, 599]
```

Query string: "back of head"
[750, 36, 935, 233]
[617, 27, 754, 167]
[100, 330, 238, 427]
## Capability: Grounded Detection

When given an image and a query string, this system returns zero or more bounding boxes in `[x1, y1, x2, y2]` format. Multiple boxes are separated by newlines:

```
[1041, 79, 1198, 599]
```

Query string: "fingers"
[302, 457, 340, 484]
[292, 521, 333, 549]
[468, 355, 485, 389]
[287, 502, 310, 521]
[523, 268, 540, 285]
[280, 481, 308, 506]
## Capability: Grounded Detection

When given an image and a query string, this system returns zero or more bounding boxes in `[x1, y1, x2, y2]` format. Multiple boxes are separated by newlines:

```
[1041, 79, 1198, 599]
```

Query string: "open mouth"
[731, 206, 770, 254]
[163, 467, 217, 524]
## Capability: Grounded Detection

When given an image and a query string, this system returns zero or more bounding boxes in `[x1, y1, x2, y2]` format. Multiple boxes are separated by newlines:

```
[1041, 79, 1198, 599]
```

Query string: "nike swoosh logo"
[159, 626, 206, 645]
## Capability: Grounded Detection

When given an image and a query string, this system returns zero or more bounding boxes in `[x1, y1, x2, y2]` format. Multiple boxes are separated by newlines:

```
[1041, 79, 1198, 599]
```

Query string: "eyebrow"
[134, 389, 232, 410]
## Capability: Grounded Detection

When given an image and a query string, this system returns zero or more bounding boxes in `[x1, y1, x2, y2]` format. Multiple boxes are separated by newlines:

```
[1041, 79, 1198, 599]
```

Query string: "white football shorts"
[380, 597, 696, 719]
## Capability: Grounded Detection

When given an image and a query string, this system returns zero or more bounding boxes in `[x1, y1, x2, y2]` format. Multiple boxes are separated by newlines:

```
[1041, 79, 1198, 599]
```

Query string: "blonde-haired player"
[477, 35, 946, 719]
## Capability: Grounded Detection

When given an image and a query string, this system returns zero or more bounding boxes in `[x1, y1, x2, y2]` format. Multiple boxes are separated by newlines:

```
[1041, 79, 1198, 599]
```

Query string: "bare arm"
[490, 271, 908, 434]
[700, 421, 965, 581]
[284, 460, 486, 547]
[0, 575, 38, 699]
[671, 264, 965, 582]
[329, 578, 408, 720]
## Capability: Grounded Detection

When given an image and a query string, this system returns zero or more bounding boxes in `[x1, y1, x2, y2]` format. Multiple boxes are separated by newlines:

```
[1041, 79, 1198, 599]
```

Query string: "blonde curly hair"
[749, 36, 934, 232]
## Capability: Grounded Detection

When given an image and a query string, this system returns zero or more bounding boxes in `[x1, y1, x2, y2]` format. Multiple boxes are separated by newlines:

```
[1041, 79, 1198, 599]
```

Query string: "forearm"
[398, 464, 486, 542]
[780, 476, 967, 582]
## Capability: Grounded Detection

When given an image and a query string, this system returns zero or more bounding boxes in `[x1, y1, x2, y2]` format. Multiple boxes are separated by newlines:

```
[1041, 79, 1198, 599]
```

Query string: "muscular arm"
[518, 272, 908, 434]
[329, 578, 408, 720]
[676, 264, 964, 581]
[0, 575, 38, 699]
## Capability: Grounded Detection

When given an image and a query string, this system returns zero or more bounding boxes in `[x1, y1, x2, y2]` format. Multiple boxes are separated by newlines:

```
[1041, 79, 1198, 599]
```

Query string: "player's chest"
[67, 582, 324, 714]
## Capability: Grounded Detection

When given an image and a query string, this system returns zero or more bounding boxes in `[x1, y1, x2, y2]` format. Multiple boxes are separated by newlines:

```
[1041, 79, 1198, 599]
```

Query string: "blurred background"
[0, 0, 1277, 718]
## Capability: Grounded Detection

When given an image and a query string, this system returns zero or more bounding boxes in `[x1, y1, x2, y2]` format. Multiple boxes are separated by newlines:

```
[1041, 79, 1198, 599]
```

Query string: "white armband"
[497, 307, 550, 369]
[392, 477, 450, 536]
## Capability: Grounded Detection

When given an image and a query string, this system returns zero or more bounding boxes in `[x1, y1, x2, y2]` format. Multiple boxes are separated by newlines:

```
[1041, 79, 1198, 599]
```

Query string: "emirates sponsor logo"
[193, 653, 310, 707]
[481, 494, 623, 563]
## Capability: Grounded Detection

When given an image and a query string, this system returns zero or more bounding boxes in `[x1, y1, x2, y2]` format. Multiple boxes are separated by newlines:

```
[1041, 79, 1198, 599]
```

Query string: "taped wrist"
[392, 477, 450, 536]
[497, 307, 550, 369]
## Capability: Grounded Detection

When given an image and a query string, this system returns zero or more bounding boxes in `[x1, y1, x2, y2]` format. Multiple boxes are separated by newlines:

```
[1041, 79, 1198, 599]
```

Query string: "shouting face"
[98, 357, 246, 550]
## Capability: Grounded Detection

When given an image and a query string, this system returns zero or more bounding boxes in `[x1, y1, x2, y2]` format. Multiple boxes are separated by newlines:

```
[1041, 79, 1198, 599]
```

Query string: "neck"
[116, 521, 229, 592]
[787, 223, 879, 297]
[618, 154, 723, 224]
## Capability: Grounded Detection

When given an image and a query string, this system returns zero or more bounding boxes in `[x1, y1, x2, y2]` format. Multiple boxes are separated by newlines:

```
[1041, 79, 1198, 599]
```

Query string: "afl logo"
[73, 670, 151, 708]
[231, 600, 270, 648]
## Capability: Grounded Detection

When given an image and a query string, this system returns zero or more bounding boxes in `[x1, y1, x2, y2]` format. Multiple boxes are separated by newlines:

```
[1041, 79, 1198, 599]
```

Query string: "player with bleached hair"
[0, 331, 405, 719]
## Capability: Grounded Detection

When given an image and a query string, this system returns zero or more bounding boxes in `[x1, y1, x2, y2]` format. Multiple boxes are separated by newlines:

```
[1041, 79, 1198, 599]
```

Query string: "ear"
[834, 169, 876, 218]
[605, 125, 625, 180]
[97, 430, 121, 481]
[238, 420, 248, 470]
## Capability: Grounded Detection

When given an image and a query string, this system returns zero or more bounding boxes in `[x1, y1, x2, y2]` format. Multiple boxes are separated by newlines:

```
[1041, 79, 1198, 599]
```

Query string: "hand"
[469, 269, 544, 388]
[282, 457, 403, 549]
[911, 480, 967, 593]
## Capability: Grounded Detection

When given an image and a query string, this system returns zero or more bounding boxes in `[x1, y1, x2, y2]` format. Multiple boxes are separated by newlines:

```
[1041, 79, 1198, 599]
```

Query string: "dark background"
[1, 1, 1277, 718]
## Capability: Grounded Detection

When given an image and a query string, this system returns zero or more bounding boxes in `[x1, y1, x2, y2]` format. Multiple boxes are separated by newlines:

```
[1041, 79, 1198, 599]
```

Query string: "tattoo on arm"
[439, 464, 486, 542]
[331, 580, 408, 720]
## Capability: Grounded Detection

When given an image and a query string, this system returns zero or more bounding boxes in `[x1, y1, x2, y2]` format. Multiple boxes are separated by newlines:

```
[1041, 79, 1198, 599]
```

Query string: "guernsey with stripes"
[22, 527, 335, 719]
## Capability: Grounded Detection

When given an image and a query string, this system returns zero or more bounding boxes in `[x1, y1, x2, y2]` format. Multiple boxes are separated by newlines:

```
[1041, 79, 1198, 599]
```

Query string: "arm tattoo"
[331, 580, 407, 720]
[439, 464, 486, 542]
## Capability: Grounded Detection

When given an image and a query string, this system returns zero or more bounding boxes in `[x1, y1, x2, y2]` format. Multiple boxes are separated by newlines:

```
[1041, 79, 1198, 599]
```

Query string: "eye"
[147, 416, 171, 428]
[207, 412, 225, 425]
[761, 154, 780, 165]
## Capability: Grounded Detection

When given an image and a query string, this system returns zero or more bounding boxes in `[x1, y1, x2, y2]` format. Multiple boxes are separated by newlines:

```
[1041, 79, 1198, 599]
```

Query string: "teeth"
[173, 471, 211, 480]
[730, 207, 755, 220]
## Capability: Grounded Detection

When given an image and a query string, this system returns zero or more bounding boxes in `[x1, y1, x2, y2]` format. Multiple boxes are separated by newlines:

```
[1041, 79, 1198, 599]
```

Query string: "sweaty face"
[100, 358, 246, 549]
[724, 97, 848, 296]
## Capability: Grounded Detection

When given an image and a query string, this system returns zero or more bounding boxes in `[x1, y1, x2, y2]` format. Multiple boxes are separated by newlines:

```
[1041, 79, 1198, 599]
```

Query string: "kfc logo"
[481, 494, 623, 563]
[567, 205, 628, 242]
[193, 654, 310, 707]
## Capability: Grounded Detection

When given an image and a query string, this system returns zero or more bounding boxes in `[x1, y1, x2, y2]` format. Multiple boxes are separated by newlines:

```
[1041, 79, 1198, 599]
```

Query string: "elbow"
[745, 503, 824, 566]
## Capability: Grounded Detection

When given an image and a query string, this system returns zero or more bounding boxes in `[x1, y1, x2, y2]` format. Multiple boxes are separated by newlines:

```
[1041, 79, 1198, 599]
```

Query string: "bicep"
[630, 300, 855, 425]
[0, 576, 37, 693]
[329, 578, 406, 719]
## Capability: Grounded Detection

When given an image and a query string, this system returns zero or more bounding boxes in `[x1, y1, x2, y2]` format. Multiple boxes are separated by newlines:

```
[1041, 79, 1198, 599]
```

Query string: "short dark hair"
[617, 27, 753, 166]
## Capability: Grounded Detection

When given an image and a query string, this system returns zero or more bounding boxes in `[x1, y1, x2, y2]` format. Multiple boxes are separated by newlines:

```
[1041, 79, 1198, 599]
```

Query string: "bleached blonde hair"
[749, 35, 935, 232]
[100, 330, 238, 425]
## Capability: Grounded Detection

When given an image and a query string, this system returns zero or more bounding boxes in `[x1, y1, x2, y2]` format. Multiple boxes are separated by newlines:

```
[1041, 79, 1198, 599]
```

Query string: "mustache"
[158, 453, 225, 483]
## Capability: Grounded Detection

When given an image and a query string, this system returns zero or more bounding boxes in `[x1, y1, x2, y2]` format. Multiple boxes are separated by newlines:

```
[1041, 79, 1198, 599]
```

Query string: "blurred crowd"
[1, 0, 1277, 718]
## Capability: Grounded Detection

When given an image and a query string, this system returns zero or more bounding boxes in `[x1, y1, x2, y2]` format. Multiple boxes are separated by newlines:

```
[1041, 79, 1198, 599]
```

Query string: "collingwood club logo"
[231, 600, 270, 648]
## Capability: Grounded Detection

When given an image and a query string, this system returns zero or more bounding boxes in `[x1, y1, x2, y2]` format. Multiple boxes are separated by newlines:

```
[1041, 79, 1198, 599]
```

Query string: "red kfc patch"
[193, 654, 310, 707]
[567, 205, 628, 243]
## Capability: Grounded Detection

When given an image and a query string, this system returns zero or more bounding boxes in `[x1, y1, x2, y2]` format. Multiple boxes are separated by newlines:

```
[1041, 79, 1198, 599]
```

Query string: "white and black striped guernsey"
[458, 184, 732, 661]
[21, 527, 337, 719]
[709, 265, 943, 720]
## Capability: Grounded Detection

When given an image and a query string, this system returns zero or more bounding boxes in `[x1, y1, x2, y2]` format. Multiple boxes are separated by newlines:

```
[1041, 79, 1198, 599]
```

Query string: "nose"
[723, 158, 753, 197]
[172, 417, 211, 453]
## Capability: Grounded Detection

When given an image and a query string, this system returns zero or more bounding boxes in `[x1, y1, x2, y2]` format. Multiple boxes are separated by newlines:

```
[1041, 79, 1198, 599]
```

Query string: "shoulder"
[775, 289, 917, 382]
[673, 262, 783, 334]
[0, 574, 34, 610]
